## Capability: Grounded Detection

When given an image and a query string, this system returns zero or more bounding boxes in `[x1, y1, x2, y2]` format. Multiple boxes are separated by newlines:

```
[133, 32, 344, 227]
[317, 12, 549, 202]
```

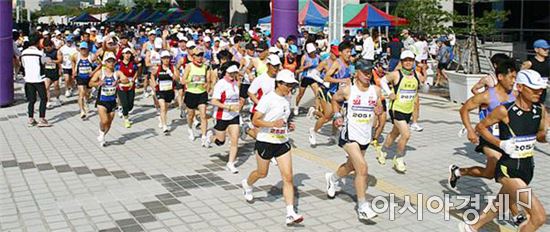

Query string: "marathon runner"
[205, 62, 242, 173]
[378, 50, 425, 173]
[325, 61, 383, 221]
[72, 41, 97, 119]
[116, 48, 139, 128]
[58, 35, 77, 98]
[153, 51, 179, 134]
[241, 69, 304, 226]
[461, 69, 549, 232]
[294, 43, 320, 116]
[42, 39, 62, 108]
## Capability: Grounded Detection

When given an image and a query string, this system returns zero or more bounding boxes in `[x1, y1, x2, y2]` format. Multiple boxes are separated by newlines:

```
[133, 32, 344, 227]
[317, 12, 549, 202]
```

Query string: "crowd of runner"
[14, 23, 550, 229]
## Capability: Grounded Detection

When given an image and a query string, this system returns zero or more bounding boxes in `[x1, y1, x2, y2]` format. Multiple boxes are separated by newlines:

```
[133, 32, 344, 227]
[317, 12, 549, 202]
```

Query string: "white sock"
[286, 205, 296, 216]
[357, 199, 367, 209]
[454, 168, 461, 177]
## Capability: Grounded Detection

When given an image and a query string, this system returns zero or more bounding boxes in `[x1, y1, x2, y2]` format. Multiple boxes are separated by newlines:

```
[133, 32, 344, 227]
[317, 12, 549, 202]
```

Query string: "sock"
[286, 205, 296, 216]
[357, 198, 367, 209]
[98, 129, 105, 136]
[454, 168, 461, 177]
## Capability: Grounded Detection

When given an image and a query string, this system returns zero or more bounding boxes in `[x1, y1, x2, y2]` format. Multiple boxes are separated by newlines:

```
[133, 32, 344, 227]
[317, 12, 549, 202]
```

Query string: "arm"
[88, 69, 102, 87]
[373, 86, 386, 140]
[475, 105, 508, 147]
[71, 54, 77, 78]
[330, 86, 350, 124]
[380, 72, 396, 99]
[117, 71, 129, 84]
[459, 92, 488, 144]
[521, 60, 532, 70]
[471, 76, 489, 94]
[323, 62, 346, 84]
[181, 63, 191, 85]
[537, 108, 548, 143]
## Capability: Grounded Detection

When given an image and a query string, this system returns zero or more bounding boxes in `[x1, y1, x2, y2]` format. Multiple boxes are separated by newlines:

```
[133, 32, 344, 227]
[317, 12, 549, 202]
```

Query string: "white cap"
[154, 38, 163, 49]
[148, 30, 156, 35]
[277, 37, 286, 45]
[186, 40, 196, 48]
[122, 47, 133, 54]
[42, 30, 49, 36]
[96, 35, 104, 43]
[275, 69, 298, 84]
[516, 69, 548, 90]
[36, 26, 42, 30]
[102, 53, 116, 64]
[268, 46, 279, 54]
[160, 50, 171, 58]
[205, 29, 211, 34]
[203, 36, 211, 43]
[266, 54, 281, 66]
[85, 28, 91, 34]
[90, 27, 97, 32]
[400, 50, 415, 60]
[306, 43, 316, 54]
[226, 65, 239, 73]
[54, 30, 61, 35]
[177, 33, 185, 41]
[109, 32, 116, 37]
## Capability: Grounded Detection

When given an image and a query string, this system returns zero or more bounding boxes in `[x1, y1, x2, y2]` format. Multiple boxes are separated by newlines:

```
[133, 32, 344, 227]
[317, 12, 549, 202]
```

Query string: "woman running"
[89, 53, 118, 147]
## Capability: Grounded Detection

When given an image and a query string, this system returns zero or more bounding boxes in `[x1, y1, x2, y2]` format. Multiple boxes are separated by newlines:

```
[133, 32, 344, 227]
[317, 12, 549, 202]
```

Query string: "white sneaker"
[56, 98, 63, 106]
[293, 107, 299, 116]
[65, 89, 71, 98]
[225, 162, 239, 174]
[117, 107, 123, 118]
[241, 179, 253, 201]
[285, 214, 304, 226]
[410, 123, 424, 132]
[97, 130, 106, 147]
[309, 128, 316, 146]
[325, 173, 336, 198]
[306, 107, 315, 119]
[46, 101, 53, 109]
[187, 127, 195, 141]
[393, 157, 407, 173]
[162, 125, 169, 134]
[271, 157, 278, 166]
[357, 203, 377, 220]
[204, 130, 213, 148]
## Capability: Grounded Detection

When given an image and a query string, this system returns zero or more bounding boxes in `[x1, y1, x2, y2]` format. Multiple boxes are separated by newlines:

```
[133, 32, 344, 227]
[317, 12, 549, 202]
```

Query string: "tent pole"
[385, 2, 389, 38]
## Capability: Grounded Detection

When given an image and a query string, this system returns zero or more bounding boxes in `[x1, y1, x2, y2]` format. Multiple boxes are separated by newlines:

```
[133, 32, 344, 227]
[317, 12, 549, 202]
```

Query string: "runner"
[294, 43, 320, 116]
[241, 69, 304, 226]
[116, 48, 139, 128]
[324, 61, 383, 221]
[471, 53, 510, 94]
[42, 39, 62, 108]
[378, 50, 425, 173]
[461, 69, 548, 232]
[153, 51, 179, 134]
[204, 62, 242, 173]
[182, 47, 212, 144]
[370, 61, 388, 156]
[309, 41, 353, 146]
[522, 39, 550, 129]
[59, 35, 77, 98]
[89, 53, 119, 147]
[173, 35, 189, 119]
[144, 37, 163, 112]
[72, 41, 97, 119]
[238, 43, 255, 103]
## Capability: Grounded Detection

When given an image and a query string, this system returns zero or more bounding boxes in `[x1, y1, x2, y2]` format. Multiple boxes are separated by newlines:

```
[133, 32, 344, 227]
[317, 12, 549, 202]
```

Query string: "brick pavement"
[1, 82, 549, 232]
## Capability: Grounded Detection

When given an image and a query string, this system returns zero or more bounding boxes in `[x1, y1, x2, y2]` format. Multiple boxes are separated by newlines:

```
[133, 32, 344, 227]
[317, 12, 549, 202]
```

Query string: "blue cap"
[288, 45, 298, 54]
[533, 39, 549, 49]
[66, 35, 73, 42]
[330, 39, 340, 46]
[79, 41, 88, 49]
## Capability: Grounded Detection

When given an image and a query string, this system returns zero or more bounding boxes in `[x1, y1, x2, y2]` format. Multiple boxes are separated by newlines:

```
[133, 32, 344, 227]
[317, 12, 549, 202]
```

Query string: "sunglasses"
[105, 59, 116, 64]
[194, 52, 204, 57]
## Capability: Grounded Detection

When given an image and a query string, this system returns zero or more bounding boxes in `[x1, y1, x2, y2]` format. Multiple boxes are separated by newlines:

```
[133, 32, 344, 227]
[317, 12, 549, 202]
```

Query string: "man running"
[205, 62, 243, 173]
[325, 61, 383, 221]
[59, 36, 77, 98]
[241, 69, 304, 226]
[378, 50, 425, 173]
[294, 43, 320, 116]
[72, 41, 97, 119]
[43, 39, 62, 108]
[461, 69, 548, 232]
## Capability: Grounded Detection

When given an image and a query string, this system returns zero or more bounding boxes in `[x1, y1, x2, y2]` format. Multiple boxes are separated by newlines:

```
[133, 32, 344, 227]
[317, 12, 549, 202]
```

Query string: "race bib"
[225, 97, 240, 111]
[159, 80, 173, 91]
[80, 66, 92, 75]
[101, 86, 116, 97]
[399, 89, 416, 102]
[509, 136, 536, 158]
[45, 63, 56, 70]
[269, 127, 288, 140]
[351, 106, 374, 124]
[191, 75, 206, 84]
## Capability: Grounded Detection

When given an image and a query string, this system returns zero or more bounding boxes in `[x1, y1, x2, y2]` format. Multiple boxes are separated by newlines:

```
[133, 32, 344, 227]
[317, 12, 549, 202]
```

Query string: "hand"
[272, 119, 286, 128]
[162, 30, 169, 39]
[288, 122, 296, 132]
[546, 129, 550, 143]
[374, 105, 383, 115]
[467, 130, 479, 145]
[499, 139, 516, 155]
[388, 93, 396, 100]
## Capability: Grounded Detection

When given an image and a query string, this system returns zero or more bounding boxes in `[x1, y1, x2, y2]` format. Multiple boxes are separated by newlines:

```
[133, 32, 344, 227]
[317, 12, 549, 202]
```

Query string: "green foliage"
[452, 9, 509, 37]
[35, 0, 127, 17]
[393, 0, 452, 35]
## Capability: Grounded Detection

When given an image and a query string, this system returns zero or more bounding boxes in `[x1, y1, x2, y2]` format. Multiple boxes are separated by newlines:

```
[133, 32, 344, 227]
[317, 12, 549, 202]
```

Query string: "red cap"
[330, 45, 339, 56]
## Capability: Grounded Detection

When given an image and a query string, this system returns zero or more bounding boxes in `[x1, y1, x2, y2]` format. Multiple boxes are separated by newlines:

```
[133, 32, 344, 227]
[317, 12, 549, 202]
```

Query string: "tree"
[394, 0, 452, 35]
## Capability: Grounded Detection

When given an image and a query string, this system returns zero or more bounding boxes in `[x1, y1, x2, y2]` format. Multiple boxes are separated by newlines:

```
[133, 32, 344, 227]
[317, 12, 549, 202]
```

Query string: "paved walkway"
[1, 82, 549, 232]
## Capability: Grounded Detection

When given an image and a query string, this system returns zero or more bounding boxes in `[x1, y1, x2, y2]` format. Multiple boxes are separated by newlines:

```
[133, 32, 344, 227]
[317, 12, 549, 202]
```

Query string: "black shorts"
[156, 90, 175, 102]
[495, 157, 534, 185]
[300, 78, 316, 88]
[338, 131, 369, 151]
[475, 136, 502, 154]
[76, 77, 91, 87]
[62, 68, 72, 76]
[255, 141, 291, 160]
[175, 82, 184, 90]
[184, 92, 208, 109]
[381, 99, 387, 112]
[249, 112, 255, 121]
[317, 88, 332, 102]
[45, 69, 59, 81]
[240, 84, 250, 99]
[389, 110, 412, 124]
[97, 101, 117, 113]
[437, 62, 448, 70]
[214, 116, 240, 131]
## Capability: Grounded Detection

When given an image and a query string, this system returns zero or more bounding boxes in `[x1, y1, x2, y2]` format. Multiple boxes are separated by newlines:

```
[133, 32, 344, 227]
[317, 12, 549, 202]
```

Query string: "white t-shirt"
[248, 72, 275, 113]
[212, 78, 240, 120]
[361, 36, 375, 61]
[60, 45, 77, 69]
[256, 91, 291, 144]
[21, 46, 45, 83]
[413, 41, 429, 62]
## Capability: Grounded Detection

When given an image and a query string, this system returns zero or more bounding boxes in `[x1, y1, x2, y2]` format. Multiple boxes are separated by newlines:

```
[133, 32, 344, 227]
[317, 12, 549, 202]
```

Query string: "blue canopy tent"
[181, 8, 222, 24]
[128, 9, 155, 23]
[143, 10, 165, 23]
[116, 9, 138, 23]
[105, 12, 125, 23]
[70, 13, 101, 22]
